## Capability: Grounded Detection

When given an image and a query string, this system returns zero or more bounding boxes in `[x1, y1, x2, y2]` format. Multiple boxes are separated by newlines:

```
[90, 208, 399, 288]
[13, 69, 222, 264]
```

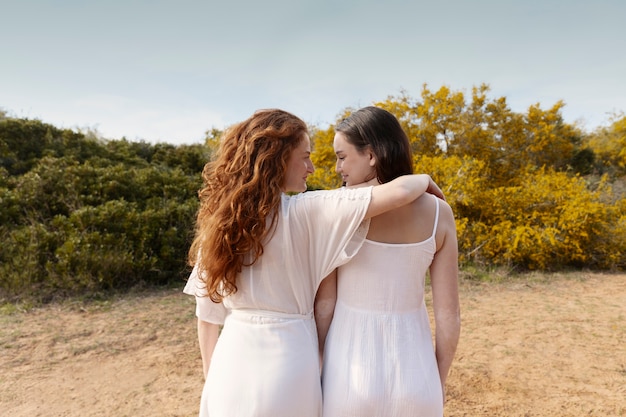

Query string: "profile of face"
[283, 133, 315, 193]
[333, 131, 377, 186]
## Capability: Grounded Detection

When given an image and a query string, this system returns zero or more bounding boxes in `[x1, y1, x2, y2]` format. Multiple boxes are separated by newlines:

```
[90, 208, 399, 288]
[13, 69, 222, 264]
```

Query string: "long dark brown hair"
[335, 106, 413, 183]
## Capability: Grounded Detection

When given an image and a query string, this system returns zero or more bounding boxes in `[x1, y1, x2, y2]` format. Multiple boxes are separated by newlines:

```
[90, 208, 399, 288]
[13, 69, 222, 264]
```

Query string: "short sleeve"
[287, 186, 372, 284]
[183, 264, 228, 325]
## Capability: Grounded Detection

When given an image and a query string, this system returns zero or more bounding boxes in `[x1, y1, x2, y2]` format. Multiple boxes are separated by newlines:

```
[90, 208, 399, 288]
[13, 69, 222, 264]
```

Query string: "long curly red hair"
[188, 109, 309, 302]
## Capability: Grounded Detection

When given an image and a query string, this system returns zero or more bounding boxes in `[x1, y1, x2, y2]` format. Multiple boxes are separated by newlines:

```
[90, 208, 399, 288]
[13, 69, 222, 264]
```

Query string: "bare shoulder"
[410, 193, 452, 215]
[410, 193, 437, 210]
[435, 198, 456, 230]
[434, 197, 457, 250]
[438, 197, 454, 217]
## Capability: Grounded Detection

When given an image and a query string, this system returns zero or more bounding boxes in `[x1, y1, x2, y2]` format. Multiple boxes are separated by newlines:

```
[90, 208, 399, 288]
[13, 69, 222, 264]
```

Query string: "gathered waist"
[229, 308, 314, 322]
[335, 300, 423, 315]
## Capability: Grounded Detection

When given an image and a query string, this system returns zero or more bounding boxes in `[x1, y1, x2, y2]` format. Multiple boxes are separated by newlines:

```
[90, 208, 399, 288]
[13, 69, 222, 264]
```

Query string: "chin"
[285, 185, 307, 193]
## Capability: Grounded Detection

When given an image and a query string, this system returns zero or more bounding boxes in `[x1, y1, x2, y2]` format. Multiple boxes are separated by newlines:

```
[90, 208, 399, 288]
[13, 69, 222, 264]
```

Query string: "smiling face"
[333, 131, 377, 186]
[282, 133, 315, 193]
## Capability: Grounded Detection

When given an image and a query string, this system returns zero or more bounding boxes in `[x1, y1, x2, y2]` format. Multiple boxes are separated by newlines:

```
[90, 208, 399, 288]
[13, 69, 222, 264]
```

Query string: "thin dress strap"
[430, 195, 440, 240]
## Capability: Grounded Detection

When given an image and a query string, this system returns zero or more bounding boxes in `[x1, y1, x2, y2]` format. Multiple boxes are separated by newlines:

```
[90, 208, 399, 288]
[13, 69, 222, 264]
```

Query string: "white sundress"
[322, 194, 443, 417]
[184, 186, 372, 417]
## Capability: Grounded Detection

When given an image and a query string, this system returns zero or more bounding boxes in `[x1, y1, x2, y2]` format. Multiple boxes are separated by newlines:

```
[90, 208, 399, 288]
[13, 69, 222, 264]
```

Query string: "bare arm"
[365, 174, 444, 220]
[429, 201, 460, 402]
[197, 319, 220, 379]
[314, 270, 338, 365]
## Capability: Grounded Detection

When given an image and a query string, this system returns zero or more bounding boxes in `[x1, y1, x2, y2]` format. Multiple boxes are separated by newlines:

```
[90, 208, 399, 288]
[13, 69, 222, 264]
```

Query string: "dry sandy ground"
[1, 272, 624, 416]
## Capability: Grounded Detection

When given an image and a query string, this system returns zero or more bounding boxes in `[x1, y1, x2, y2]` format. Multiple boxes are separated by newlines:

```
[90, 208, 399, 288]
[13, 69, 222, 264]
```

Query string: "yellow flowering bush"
[461, 168, 624, 269]
[306, 89, 626, 271]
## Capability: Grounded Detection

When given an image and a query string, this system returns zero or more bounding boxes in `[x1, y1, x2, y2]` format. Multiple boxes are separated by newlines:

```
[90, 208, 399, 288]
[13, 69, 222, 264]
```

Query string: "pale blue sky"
[2, 0, 625, 144]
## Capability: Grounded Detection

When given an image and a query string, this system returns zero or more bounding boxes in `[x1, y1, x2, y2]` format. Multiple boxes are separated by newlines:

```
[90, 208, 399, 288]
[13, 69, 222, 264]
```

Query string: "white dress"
[322, 195, 443, 417]
[184, 187, 372, 417]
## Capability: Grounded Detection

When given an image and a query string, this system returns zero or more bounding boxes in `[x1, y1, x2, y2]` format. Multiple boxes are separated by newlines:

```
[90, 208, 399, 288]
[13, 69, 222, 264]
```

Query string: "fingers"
[428, 178, 446, 201]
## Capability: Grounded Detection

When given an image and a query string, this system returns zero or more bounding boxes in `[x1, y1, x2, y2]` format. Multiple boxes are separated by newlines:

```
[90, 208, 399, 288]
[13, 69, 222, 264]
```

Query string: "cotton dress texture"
[184, 187, 372, 417]
[322, 194, 443, 417]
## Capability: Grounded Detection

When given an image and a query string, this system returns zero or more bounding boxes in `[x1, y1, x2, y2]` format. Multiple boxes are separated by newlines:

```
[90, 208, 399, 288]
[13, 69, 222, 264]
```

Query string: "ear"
[368, 150, 377, 167]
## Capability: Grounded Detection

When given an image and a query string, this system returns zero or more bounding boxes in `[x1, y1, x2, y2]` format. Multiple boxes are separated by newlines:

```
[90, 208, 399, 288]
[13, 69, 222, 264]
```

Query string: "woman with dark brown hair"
[184, 108, 444, 417]
[316, 106, 460, 416]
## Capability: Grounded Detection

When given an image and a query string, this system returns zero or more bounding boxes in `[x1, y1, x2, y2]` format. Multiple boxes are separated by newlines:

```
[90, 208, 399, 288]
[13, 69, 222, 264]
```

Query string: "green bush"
[0, 117, 203, 302]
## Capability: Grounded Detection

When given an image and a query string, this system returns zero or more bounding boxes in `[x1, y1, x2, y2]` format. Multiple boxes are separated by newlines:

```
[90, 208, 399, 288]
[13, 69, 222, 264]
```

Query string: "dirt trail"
[1, 272, 624, 416]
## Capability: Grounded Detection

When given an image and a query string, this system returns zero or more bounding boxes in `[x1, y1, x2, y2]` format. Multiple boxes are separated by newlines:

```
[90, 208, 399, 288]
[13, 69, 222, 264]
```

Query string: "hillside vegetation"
[1, 84, 625, 303]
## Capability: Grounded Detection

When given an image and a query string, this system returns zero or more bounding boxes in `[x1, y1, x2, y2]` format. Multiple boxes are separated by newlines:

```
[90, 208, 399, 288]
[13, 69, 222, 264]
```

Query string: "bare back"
[367, 193, 441, 246]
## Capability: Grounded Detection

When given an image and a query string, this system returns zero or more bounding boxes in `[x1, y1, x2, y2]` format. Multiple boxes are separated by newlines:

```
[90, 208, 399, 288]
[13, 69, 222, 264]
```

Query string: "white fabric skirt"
[199, 309, 321, 417]
[322, 303, 443, 417]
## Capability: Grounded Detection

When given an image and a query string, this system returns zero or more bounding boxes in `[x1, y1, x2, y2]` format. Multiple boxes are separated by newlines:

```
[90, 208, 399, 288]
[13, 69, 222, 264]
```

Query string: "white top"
[184, 186, 373, 324]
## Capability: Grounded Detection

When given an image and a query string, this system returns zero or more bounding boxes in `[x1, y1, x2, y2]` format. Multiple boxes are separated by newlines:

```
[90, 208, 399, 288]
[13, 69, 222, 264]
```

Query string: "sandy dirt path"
[1, 272, 624, 416]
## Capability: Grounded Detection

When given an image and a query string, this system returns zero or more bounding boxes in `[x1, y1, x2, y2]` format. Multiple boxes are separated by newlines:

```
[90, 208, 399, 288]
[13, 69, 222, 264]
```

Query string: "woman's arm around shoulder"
[366, 174, 444, 219]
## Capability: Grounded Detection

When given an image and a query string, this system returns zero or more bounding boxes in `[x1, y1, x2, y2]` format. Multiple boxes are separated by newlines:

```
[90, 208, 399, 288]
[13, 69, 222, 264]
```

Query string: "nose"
[307, 160, 315, 173]
[335, 159, 341, 173]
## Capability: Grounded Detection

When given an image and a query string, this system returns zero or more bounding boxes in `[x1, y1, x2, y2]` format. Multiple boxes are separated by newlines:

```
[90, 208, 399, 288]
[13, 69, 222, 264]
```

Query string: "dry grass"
[1, 272, 625, 416]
